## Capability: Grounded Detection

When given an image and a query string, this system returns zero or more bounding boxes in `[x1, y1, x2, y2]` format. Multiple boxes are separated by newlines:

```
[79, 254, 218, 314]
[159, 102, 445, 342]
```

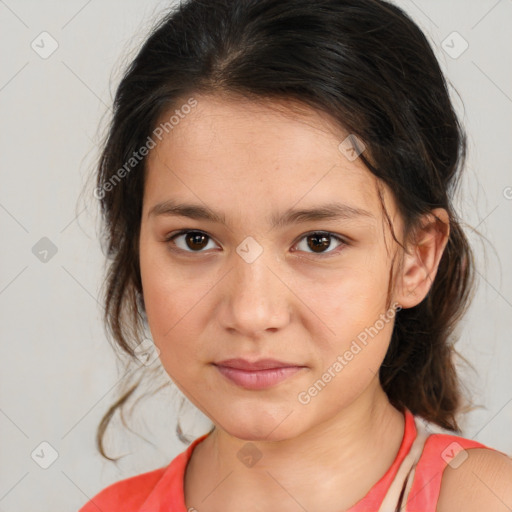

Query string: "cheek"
[141, 278, 201, 386]
[139, 247, 218, 369]
[297, 316, 394, 418]
[299, 259, 394, 392]
[300, 256, 391, 344]
[142, 274, 195, 343]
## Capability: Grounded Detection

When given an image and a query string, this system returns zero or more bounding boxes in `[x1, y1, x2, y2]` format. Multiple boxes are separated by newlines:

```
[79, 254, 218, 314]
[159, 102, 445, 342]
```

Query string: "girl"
[80, 0, 512, 510]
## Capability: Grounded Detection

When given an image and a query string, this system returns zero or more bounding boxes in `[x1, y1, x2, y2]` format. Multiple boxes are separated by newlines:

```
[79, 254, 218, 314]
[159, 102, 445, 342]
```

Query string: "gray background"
[0, 0, 511, 510]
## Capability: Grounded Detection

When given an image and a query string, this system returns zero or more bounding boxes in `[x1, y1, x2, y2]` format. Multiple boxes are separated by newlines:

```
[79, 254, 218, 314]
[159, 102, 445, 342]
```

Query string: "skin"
[137, 93, 512, 512]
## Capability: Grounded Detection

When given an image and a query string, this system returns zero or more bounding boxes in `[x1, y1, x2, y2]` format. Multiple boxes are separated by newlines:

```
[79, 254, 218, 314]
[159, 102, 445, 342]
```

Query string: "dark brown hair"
[93, 0, 480, 460]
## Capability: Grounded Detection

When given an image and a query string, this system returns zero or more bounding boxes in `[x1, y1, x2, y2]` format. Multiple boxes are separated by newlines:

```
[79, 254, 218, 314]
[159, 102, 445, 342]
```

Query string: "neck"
[184, 381, 405, 512]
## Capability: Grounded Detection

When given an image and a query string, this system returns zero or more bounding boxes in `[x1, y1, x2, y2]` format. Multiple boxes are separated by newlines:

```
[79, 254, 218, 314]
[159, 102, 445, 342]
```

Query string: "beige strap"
[398, 460, 418, 510]
[376, 416, 430, 512]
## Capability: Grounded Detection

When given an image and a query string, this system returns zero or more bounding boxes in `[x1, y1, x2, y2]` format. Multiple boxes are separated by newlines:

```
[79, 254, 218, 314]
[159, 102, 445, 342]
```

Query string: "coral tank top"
[78, 409, 492, 511]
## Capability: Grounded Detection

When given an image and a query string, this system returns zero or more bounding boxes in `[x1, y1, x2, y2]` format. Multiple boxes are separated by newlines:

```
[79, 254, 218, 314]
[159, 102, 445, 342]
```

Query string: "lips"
[213, 358, 307, 390]
[214, 358, 303, 371]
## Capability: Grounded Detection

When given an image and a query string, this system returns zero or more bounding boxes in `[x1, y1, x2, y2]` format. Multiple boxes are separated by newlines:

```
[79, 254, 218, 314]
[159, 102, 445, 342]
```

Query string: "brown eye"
[307, 233, 331, 253]
[184, 231, 209, 250]
[165, 230, 218, 253]
[293, 232, 346, 256]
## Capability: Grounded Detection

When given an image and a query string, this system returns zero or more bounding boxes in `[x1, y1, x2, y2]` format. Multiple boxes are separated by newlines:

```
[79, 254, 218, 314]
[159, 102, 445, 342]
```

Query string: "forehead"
[143, 94, 390, 221]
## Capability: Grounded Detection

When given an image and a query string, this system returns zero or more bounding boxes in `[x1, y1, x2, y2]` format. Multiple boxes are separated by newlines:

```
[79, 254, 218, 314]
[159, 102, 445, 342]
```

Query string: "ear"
[395, 208, 450, 309]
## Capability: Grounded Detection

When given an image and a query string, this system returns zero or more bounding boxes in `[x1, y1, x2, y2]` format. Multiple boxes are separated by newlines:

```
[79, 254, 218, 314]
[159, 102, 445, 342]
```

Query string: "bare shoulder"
[437, 447, 512, 511]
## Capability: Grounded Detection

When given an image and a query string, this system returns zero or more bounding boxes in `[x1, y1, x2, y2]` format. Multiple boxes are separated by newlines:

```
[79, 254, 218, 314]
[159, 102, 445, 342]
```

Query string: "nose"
[218, 248, 291, 338]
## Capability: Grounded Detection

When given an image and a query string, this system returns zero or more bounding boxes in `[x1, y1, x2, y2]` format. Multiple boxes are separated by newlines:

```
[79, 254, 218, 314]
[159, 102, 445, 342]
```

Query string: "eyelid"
[164, 229, 349, 257]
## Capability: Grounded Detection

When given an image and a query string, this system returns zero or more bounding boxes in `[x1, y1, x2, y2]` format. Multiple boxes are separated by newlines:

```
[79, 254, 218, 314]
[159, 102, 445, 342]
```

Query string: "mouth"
[212, 358, 307, 390]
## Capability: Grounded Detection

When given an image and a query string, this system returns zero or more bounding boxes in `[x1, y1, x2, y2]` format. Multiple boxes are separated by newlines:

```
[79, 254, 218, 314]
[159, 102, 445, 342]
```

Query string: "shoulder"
[78, 435, 209, 511]
[405, 424, 512, 511]
[437, 446, 512, 511]
[78, 466, 167, 511]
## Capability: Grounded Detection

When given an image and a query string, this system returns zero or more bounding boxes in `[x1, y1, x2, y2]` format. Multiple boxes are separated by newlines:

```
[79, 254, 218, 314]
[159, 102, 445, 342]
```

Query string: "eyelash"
[163, 230, 348, 258]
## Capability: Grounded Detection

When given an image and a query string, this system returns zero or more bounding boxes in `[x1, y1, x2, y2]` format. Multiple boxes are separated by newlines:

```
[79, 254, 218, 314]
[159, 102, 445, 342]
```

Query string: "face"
[138, 94, 405, 441]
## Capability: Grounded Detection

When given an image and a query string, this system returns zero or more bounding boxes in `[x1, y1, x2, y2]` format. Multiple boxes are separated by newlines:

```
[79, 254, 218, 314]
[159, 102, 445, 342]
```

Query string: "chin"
[216, 406, 305, 443]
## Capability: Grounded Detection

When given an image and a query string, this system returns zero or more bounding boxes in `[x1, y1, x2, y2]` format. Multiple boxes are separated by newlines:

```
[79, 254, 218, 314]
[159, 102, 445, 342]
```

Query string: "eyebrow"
[147, 199, 375, 228]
